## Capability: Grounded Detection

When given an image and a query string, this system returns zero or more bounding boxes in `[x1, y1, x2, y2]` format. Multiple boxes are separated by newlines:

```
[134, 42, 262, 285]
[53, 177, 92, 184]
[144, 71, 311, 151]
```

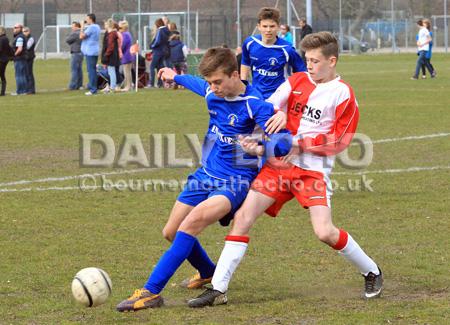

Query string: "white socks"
[211, 237, 249, 293]
[338, 233, 379, 276]
[210, 231, 379, 295]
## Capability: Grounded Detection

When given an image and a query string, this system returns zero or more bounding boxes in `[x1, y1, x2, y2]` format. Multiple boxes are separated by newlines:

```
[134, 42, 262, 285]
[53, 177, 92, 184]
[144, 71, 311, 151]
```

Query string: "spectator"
[168, 33, 188, 88]
[80, 13, 101, 96]
[421, 19, 436, 79]
[148, 18, 170, 88]
[165, 22, 179, 68]
[101, 19, 120, 93]
[168, 22, 179, 37]
[0, 26, 13, 96]
[279, 24, 293, 46]
[113, 21, 123, 88]
[22, 27, 35, 94]
[119, 20, 134, 92]
[298, 17, 312, 60]
[66, 21, 83, 90]
[11, 24, 28, 95]
[411, 19, 434, 80]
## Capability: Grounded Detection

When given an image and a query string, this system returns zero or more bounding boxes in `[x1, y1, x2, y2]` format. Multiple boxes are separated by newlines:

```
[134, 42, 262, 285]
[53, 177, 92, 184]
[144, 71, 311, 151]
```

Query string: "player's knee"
[231, 209, 253, 235]
[179, 211, 207, 235]
[162, 226, 176, 242]
[314, 227, 335, 245]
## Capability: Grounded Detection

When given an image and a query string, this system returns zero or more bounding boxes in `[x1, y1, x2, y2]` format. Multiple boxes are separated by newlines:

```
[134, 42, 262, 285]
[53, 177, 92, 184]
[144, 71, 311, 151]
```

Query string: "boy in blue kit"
[116, 47, 289, 312]
[241, 7, 306, 99]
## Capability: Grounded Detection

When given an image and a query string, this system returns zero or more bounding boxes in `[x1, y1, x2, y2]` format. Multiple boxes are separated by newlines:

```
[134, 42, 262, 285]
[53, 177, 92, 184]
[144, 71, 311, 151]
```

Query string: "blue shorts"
[177, 168, 251, 226]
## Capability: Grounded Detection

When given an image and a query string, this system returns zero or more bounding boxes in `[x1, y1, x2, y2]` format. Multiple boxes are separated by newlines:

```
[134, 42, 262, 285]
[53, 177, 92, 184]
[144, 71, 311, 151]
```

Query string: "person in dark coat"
[148, 18, 170, 88]
[23, 26, 36, 94]
[0, 26, 13, 96]
[298, 18, 313, 61]
[66, 21, 83, 90]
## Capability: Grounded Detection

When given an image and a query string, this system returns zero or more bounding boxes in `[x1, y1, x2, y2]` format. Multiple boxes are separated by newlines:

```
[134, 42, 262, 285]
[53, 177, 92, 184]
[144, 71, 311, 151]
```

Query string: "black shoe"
[363, 267, 383, 299]
[187, 286, 227, 308]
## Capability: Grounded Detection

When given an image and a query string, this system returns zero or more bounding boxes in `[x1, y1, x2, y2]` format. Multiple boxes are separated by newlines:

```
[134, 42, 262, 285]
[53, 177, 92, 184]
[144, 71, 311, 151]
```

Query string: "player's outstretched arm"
[158, 68, 208, 97]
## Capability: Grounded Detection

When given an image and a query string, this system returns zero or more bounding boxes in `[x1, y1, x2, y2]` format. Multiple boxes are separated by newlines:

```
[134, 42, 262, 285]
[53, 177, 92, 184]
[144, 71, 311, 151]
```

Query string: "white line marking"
[333, 165, 450, 175]
[0, 168, 155, 187]
[0, 165, 448, 193]
[0, 132, 448, 189]
[351, 132, 450, 146]
[1, 185, 105, 193]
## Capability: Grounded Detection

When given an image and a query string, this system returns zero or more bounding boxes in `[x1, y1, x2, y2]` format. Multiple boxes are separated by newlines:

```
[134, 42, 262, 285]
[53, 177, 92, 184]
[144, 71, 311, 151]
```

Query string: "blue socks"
[187, 239, 216, 279]
[144, 231, 215, 294]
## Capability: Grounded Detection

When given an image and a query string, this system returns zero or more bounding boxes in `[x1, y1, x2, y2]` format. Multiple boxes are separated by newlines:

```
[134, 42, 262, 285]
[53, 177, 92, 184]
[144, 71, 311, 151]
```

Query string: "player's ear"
[329, 56, 337, 68]
[231, 70, 240, 79]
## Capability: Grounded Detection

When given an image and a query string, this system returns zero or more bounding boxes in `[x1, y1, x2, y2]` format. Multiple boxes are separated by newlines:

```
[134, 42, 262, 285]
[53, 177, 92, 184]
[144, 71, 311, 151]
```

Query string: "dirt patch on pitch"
[0, 148, 78, 168]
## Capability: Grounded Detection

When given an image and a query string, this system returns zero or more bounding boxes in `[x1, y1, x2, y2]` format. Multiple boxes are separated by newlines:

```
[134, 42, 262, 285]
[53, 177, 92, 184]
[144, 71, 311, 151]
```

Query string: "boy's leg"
[161, 200, 216, 282]
[309, 205, 383, 298]
[116, 195, 231, 311]
[188, 190, 276, 307]
[162, 201, 194, 242]
[145, 195, 230, 293]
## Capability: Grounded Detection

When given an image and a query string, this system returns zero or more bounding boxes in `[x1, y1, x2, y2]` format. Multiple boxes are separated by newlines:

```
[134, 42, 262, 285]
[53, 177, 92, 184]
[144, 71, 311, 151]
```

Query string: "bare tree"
[5, 0, 25, 13]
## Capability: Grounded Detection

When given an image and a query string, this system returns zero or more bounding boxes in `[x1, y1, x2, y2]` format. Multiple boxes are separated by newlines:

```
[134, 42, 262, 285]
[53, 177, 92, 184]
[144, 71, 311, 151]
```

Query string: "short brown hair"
[155, 18, 164, 28]
[198, 47, 238, 77]
[257, 7, 280, 24]
[301, 31, 339, 60]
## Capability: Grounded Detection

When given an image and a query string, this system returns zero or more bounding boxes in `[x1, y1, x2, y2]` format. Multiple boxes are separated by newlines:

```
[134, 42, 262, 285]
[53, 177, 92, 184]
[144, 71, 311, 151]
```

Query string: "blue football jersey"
[174, 74, 275, 181]
[241, 34, 306, 99]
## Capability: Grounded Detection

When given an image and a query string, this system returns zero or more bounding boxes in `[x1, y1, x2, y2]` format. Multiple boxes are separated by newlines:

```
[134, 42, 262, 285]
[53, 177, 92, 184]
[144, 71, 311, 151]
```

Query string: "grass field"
[1, 54, 449, 324]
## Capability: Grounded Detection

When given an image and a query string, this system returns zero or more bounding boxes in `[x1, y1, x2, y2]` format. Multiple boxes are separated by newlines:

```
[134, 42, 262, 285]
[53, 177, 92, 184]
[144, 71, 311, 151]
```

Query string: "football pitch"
[1, 54, 449, 324]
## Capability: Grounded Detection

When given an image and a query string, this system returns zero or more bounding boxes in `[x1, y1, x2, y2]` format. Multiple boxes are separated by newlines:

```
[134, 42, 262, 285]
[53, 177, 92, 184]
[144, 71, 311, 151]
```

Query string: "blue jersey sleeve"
[241, 38, 251, 66]
[174, 75, 208, 97]
[289, 47, 306, 72]
[247, 98, 275, 131]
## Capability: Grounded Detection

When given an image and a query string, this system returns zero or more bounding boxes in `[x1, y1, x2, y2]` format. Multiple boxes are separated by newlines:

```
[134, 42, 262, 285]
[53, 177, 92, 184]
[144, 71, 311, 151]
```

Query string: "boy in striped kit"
[188, 31, 383, 308]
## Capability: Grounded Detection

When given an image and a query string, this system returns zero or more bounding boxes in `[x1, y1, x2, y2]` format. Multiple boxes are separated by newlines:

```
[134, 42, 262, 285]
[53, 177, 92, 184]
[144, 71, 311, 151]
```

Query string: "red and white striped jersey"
[268, 72, 359, 176]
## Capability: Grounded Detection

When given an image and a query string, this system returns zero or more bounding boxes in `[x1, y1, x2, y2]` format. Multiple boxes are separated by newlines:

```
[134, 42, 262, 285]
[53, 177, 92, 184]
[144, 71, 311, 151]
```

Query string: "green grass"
[1, 54, 449, 324]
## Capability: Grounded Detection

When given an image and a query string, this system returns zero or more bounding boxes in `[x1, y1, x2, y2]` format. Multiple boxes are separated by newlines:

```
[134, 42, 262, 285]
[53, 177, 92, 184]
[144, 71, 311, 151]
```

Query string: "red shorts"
[251, 164, 330, 217]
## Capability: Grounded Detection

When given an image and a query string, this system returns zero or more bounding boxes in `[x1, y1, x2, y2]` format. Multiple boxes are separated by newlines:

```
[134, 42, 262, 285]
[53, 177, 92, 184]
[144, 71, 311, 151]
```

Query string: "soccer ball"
[71, 267, 112, 307]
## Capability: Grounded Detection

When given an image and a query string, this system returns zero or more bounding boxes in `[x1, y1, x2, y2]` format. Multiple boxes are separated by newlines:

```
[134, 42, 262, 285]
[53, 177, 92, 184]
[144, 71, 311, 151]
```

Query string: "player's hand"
[265, 110, 287, 134]
[158, 67, 177, 83]
[238, 135, 265, 156]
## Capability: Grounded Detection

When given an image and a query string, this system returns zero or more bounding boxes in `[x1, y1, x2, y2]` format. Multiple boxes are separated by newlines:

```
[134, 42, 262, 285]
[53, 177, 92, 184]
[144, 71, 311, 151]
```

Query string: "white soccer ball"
[71, 267, 112, 307]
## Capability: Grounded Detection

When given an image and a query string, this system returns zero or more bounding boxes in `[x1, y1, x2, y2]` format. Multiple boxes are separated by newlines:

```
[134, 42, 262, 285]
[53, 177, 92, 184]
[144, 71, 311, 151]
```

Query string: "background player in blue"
[241, 7, 306, 99]
[116, 47, 288, 312]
